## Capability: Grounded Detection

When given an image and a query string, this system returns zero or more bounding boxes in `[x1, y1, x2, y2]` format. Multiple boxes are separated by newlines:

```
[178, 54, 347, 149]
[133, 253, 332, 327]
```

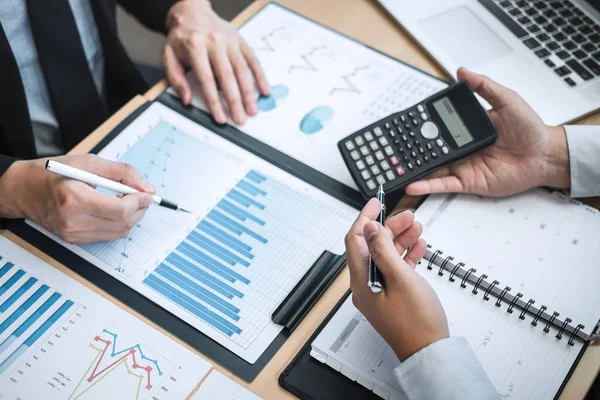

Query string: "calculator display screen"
[433, 97, 474, 147]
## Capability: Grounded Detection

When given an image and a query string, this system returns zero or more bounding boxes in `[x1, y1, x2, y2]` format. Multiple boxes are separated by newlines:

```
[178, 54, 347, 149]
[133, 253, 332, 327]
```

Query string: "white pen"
[46, 160, 192, 213]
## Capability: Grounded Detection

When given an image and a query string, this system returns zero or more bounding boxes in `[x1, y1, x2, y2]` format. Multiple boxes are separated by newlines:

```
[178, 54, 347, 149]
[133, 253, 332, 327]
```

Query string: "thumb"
[91, 157, 155, 194]
[457, 67, 513, 109]
[363, 221, 407, 282]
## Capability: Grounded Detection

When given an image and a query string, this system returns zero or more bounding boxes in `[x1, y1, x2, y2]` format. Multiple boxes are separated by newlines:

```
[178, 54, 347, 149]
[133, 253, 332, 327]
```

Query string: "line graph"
[252, 26, 287, 52]
[287, 46, 327, 73]
[329, 66, 370, 96]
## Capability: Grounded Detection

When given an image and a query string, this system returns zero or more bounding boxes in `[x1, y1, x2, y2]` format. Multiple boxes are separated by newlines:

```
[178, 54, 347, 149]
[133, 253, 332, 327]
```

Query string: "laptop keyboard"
[478, 0, 600, 87]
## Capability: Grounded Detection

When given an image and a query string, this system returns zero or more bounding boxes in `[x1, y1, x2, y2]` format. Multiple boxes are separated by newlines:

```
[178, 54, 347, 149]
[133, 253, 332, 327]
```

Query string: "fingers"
[347, 198, 382, 237]
[404, 238, 427, 269]
[393, 221, 423, 255]
[75, 185, 153, 221]
[241, 41, 270, 96]
[362, 221, 405, 281]
[457, 67, 514, 109]
[60, 207, 149, 244]
[229, 47, 259, 116]
[209, 39, 246, 125]
[187, 35, 227, 124]
[405, 175, 465, 196]
[76, 155, 154, 193]
[163, 44, 192, 105]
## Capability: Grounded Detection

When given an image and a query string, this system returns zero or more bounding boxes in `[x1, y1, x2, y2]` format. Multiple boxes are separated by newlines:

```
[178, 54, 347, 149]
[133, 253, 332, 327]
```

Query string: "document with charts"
[168, 3, 447, 189]
[29, 102, 358, 363]
[0, 236, 211, 400]
[311, 189, 600, 400]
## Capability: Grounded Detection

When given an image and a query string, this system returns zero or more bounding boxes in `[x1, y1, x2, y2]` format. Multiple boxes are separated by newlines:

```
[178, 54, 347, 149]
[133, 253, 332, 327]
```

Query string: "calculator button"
[366, 179, 376, 190]
[400, 115, 407, 122]
[426, 142, 433, 151]
[384, 122, 391, 130]
[374, 127, 383, 137]
[404, 123, 411, 130]
[386, 170, 396, 181]
[365, 155, 375, 165]
[360, 146, 369, 156]
[409, 131, 416, 138]
[412, 119, 419, 126]
[375, 150, 384, 161]
[408, 111, 415, 118]
[424, 155, 431, 163]
[410, 151, 417, 158]
[421, 121, 439, 140]
[436, 139, 444, 147]
[369, 141, 379, 151]
[401, 134, 408, 142]
[406, 143, 413, 150]
[390, 156, 399, 166]
[407, 162, 414, 170]
[361, 170, 371, 180]
[356, 160, 366, 170]
[389, 130, 396, 138]
[371, 165, 381, 175]
[345, 140, 355, 150]
[380, 160, 390, 171]
[393, 118, 399, 126]
[416, 159, 423, 167]
[402, 155, 410, 163]
[418, 147, 425, 154]
[442, 146, 449, 155]
[384, 146, 394, 156]
[421, 113, 428, 121]
[393, 138, 401, 146]
[379, 137, 389, 146]
[376, 175, 386, 185]
[355, 136, 365, 146]
[396, 127, 403, 134]
[395, 166, 405, 176]
[417, 104, 424, 112]
[414, 139, 421, 146]
[364, 131, 374, 141]
[350, 150, 360, 160]
[431, 151, 438, 159]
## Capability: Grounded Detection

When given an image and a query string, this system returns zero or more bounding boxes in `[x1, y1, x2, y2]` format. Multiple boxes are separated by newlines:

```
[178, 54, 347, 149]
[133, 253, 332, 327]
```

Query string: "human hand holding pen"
[0, 154, 154, 244]
[345, 199, 449, 361]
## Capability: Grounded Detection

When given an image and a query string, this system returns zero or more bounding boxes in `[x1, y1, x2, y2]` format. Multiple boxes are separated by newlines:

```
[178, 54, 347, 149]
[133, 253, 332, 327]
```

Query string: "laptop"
[376, 0, 600, 125]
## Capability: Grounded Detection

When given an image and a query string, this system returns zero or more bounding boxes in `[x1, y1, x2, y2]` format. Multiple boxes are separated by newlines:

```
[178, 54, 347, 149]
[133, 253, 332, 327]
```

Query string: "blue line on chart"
[329, 66, 370, 96]
[287, 46, 327, 73]
[102, 328, 164, 376]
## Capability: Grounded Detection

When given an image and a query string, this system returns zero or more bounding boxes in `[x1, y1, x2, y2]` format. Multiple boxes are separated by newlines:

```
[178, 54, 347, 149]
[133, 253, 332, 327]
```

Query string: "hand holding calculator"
[338, 82, 497, 198]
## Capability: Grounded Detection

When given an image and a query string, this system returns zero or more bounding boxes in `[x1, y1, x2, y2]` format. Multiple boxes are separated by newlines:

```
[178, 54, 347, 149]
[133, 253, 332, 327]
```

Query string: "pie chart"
[300, 106, 334, 134]
[257, 84, 290, 112]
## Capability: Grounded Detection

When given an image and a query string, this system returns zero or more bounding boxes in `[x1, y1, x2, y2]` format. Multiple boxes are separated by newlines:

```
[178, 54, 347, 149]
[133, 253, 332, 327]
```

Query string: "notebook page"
[312, 292, 584, 400]
[416, 189, 600, 334]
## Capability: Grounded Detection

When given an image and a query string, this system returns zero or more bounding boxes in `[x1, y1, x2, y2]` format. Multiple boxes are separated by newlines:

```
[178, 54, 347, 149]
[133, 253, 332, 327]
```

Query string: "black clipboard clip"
[272, 250, 344, 332]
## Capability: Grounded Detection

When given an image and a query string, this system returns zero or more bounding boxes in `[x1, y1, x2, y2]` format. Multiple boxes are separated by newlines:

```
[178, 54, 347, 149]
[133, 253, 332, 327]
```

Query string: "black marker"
[368, 184, 385, 293]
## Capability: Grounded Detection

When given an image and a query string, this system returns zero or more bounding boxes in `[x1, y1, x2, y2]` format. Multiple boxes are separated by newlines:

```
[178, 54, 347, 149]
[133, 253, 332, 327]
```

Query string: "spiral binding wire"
[426, 247, 584, 344]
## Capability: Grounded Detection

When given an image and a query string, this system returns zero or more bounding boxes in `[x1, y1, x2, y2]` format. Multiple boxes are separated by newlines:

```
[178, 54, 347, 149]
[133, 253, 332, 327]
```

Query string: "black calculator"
[338, 82, 497, 198]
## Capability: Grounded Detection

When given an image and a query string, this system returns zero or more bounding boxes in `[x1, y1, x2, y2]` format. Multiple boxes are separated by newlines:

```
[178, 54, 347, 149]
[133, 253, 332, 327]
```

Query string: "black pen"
[368, 184, 385, 293]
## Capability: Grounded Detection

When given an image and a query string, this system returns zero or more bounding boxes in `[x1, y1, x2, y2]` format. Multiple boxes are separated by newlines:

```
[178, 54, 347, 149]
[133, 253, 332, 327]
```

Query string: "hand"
[345, 199, 448, 361]
[163, 0, 270, 125]
[0, 155, 155, 244]
[405, 67, 571, 197]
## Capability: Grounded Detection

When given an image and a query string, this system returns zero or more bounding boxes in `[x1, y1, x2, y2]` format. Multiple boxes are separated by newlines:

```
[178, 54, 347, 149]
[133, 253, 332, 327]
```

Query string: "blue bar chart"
[143, 168, 350, 351]
[0, 259, 74, 374]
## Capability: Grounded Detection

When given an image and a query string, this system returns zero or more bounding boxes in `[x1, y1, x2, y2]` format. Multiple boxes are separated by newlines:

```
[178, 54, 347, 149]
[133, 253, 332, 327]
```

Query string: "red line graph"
[87, 336, 153, 389]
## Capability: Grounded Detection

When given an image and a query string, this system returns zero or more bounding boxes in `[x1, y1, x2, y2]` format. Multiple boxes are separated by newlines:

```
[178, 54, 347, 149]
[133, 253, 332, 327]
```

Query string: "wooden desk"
[4, 0, 599, 399]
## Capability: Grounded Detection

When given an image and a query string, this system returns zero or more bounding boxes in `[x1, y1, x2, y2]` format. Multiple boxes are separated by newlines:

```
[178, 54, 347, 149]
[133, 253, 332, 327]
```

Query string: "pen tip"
[179, 207, 192, 214]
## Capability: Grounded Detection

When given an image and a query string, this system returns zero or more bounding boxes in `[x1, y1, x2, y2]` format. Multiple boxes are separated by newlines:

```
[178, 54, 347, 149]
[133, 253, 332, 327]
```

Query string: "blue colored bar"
[218, 199, 266, 226]
[199, 220, 252, 252]
[166, 254, 244, 298]
[0, 270, 25, 297]
[13, 292, 61, 337]
[227, 189, 265, 210]
[144, 275, 241, 336]
[217, 201, 247, 222]
[176, 244, 250, 284]
[187, 232, 251, 267]
[23, 300, 73, 347]
[209, 210, 268, 244]
[197, 223, 254, 260]
[0, 277, 37, 313]
[0, 262, 14, 279]
[0, 285, 49, 335]
[155, 265, 240, 318]
[246, 170, 267, 184]
[237, 180, 266, 197]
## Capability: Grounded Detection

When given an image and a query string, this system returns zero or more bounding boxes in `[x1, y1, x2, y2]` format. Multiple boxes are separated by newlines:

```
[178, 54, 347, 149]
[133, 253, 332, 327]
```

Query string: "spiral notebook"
[310, 189, 600, 400]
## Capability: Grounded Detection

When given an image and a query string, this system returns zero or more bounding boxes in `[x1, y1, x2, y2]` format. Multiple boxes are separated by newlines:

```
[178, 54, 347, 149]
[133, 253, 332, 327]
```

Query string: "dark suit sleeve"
[118, 0, 179, 34]
[0, 155, 18, 177]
